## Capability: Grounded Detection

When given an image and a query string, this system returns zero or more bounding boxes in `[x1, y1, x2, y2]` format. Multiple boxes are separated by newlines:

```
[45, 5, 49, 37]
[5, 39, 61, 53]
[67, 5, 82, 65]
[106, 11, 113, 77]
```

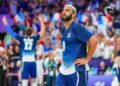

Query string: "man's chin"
[61, 19, 68, 21]
[61, 17, 67, 21]
[61, 18, 71, 21]
[61, 16, 72, 21]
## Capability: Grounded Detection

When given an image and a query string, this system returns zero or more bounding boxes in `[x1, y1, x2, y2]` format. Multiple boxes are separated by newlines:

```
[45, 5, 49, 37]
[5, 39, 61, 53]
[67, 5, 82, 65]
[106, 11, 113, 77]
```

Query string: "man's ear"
[72, 13, 76, 18]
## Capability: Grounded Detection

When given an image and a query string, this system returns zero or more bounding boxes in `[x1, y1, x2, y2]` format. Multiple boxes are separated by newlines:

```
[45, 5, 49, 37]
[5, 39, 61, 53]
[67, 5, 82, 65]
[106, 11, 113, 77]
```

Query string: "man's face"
[61, 6, 73, 21]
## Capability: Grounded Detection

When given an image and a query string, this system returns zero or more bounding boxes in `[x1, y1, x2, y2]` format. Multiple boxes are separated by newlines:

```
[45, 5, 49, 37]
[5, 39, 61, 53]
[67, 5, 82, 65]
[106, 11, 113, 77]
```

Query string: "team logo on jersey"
[67, 33, 71, 38]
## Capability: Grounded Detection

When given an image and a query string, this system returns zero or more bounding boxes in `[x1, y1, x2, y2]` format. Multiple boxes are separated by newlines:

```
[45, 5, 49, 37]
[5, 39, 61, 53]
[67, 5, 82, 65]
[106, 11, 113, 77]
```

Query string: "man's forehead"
[64, 6, 72, 10]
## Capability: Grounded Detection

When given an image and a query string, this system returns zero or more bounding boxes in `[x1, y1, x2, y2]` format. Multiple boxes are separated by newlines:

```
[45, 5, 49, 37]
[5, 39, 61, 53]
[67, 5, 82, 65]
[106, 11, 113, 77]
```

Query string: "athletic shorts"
[21, 62, 37, 79]
[117, 49, 120, 56]
[55, 71, 88, 86]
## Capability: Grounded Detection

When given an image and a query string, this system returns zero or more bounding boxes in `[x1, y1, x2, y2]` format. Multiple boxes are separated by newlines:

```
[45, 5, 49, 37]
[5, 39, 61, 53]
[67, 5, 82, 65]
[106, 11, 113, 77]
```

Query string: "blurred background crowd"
[0, 0, 120, 86]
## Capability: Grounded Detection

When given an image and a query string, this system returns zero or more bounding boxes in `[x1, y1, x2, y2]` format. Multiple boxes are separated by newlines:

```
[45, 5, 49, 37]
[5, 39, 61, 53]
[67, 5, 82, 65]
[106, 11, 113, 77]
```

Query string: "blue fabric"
[43, 45, 53, 54]
[77, 12, 83, 24]
[55, 71, 87, 86]
[97, 15, 103, 24]
[18, 12, 25, 23]
[17, 34, 40, 60]
[6, 25, 17, 38]
[117, 69, 120, 82]
[22, 62, 37, 79]
[117, 49, 120, 56]
[6, 25, 40, 61]
[61, 21, 92, 71]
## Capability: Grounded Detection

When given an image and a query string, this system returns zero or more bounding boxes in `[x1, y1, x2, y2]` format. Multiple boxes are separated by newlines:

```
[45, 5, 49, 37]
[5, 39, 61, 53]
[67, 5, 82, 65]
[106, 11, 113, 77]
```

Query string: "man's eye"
[66, 9, 70, 11]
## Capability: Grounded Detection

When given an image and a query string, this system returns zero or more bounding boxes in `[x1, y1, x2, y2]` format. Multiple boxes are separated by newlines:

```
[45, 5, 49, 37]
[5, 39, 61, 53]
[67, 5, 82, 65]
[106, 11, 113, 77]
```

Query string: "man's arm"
[86, 35, 98, 62]
[2, 16, 17, 38]
[74, 35, 98, 66]
[38, 14, 46, 38]
[110, 39, 117, 62]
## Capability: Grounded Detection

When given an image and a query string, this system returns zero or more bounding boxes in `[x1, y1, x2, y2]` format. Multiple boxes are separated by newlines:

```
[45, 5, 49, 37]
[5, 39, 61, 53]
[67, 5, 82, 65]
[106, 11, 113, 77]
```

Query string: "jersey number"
[24, 42, 33, 50]
[24, 38, 33, 50]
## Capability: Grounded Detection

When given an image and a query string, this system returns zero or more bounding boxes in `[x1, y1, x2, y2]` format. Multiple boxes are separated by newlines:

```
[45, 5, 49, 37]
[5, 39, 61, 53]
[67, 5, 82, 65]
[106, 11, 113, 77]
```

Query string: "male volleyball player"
[55, 4, 98, 86]
[2, 14, 45, 86]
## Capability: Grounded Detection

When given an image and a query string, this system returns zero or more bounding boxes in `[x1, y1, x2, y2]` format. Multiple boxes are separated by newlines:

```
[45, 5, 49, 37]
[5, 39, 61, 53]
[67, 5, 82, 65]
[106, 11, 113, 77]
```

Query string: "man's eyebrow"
[64, 8, 70, 11]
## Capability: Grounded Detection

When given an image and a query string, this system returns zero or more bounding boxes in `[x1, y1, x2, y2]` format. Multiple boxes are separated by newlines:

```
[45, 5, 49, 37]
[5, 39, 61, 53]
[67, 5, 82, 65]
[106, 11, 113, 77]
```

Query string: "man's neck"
[64, 19, 73, 30]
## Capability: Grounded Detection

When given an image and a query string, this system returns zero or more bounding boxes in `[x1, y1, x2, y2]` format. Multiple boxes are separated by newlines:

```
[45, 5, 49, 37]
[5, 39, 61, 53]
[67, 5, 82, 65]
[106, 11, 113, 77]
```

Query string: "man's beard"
[61, 14, 72, 21]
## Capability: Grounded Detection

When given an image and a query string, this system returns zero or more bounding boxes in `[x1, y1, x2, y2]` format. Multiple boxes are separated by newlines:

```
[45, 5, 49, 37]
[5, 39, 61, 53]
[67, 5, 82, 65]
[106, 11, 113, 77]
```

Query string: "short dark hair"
[25, 28, 33, 36]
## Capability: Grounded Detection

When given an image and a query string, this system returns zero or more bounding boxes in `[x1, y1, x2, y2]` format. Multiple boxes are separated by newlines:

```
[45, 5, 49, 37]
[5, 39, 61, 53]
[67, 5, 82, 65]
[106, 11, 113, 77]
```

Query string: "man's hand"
[2, 16, 8, 25]
[38, 14, 45, 38]
[74, 58, 88, 66]
[38, 14, 43, 22]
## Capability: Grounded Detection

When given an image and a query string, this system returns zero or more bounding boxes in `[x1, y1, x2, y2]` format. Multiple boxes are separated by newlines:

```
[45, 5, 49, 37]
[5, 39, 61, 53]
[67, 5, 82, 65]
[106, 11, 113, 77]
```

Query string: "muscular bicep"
[88, 35, 98, 48]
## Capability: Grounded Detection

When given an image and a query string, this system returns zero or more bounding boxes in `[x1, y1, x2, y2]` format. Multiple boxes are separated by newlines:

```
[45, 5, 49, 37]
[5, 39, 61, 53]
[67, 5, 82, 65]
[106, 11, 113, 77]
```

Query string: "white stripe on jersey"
[59, 63, 76, 75]
[76, 72, 79, 86]
[22, 56, 35, 62]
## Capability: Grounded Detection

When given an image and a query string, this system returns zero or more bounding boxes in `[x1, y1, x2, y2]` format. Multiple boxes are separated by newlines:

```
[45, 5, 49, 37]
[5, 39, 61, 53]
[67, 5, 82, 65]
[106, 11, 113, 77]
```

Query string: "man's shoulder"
[72, 22, 84, 32]
[72, 21, 82, 29]
[33, 34, 40, 39]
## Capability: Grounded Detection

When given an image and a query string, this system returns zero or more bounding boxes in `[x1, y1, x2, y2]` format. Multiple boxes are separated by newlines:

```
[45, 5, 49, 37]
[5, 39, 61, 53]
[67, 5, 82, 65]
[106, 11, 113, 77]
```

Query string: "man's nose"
[62, 11, 64, 14]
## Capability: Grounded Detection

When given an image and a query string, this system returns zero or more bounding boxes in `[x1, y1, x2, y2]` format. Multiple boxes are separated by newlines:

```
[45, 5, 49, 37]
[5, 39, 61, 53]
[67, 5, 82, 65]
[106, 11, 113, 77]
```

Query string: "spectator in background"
[0, 47, 8, 86]
[43, 37, 53, 55]
[52, 42, 62, 69]
[0, 0, 8, 14]
[32, 16, 41, 34]
[93, 33, 105, 58]
[97, 61, 107, 75]
[23, 11, 33, 28]
[113, 16, 120, 30]
[11, 38, 20, 57]
[51, 32, 61, 46]
[4, 33, 13, 48]
[104, 28, 115, 59]
[36, 54, 45, 86]
[0, 40, 4, 47]
[6, 54, 14, 86]
[36, 40, 44, 57]
[47, 56, 56, 86]
[7, 44, 14, 58]
[89, 64, 98, 75]
[85, 15, 96, 34]
[9, 0, 18, 17]
[6, 42, 20, 86]
[51, 21, 61, 38]
[14, 44, 20, 57]
[110, 0, 120, 12]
